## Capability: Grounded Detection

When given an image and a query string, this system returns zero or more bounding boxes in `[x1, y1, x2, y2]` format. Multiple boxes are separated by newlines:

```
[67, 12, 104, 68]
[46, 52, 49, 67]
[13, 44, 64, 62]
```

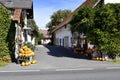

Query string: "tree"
[36, 33, 44, 44]
[70, 4, 120, 59]
[46, 21, 53, 34]
[91, 4, 120, 58]
[70, 6, 94, 34]
[27, 19, 39, 36]
[110, 4, 120, 29]
[27, 19, 44, 45]
[46, 9, 71, 34]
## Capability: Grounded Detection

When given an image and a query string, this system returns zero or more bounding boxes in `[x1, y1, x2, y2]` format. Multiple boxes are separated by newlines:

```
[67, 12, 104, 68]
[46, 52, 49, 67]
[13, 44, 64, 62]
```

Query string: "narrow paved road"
[0, 45, 120, 80]
[34, 45, 120, 69]
[0, 68, 120, 80]
[0, 44, 120, 70]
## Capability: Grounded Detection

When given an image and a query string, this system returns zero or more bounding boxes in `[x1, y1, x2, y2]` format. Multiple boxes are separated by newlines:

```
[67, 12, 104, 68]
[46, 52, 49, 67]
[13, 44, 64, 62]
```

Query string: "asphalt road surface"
[0, 68, 120, 80]
[0, 45, 120, 80]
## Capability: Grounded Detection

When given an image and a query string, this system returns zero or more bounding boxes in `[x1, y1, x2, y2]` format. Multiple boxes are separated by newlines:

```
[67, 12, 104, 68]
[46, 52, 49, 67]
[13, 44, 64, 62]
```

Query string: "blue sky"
[33, 0, 85, 30]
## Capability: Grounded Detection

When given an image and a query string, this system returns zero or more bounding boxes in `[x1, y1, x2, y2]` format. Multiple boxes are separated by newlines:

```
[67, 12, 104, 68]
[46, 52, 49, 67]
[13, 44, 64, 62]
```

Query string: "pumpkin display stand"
[17, 56, 34, 64]
[17, 46, 37, 66]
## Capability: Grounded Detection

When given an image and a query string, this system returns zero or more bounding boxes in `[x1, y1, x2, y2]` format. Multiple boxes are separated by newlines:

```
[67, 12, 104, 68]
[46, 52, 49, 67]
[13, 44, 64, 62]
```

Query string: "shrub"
[2, 55, 11, 63]
[23, 42, 36, 51]
[0, 4, 11, 62]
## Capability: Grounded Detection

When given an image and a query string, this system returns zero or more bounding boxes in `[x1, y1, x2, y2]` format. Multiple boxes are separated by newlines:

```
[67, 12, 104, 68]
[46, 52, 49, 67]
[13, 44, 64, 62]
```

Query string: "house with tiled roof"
[0, 0, 34, 60]
[51, 0, 120, 48]
[51, 0, 102, 48]
[39, 29, 51, 44]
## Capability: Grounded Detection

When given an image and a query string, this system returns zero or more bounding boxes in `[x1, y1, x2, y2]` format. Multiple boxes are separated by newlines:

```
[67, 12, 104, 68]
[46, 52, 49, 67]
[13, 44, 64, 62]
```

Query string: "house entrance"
[64, 36, 69, 47]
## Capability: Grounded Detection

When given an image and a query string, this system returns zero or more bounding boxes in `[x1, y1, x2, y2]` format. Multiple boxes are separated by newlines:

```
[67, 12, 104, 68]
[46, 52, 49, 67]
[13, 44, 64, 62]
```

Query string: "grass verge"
[108, 58, 120, 64]
[0, 61, 8, 67]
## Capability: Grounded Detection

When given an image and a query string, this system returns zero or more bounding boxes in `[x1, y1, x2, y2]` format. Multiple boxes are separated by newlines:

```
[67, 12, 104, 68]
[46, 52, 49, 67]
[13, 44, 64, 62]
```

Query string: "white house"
[52, 0, 102, 48]
[39, 29, 51, 44]
[55, 24, 72, 47]
[51, 0, 120, 48]
[104, 0, 120, 4]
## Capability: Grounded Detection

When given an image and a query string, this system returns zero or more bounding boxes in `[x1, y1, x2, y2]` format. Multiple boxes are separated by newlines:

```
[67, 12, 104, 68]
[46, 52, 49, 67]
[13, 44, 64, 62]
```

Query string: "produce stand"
[17, 56, 34, 64]
[17, 46, 37, 66]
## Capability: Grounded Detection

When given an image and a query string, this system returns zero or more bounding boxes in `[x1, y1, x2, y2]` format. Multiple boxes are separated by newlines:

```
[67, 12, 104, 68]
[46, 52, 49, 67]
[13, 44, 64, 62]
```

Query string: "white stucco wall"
[41, 39, 51, 44]
[104, 0, 120, 4]
[31, 37, 35, 45]
[55, 24, 72, 47]
[21, 32, 35, 45]
[27, 34, 31, 42]
[21, 10, 35, 45]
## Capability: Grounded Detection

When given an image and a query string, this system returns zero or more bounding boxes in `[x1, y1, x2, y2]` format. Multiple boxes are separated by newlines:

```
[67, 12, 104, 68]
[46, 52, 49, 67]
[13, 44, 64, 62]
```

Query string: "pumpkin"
[21, 62, 25, 66]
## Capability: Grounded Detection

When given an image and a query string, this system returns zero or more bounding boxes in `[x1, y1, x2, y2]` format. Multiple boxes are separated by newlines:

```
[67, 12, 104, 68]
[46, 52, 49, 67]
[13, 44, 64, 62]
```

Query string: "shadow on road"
[44, 44, 90, 59]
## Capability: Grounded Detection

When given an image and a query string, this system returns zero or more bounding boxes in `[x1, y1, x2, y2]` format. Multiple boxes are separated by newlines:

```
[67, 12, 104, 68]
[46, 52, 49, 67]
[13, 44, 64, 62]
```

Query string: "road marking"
[56, 68, 94, 71]
[0, 70, 40, 73]
[106, 67, 120, 70]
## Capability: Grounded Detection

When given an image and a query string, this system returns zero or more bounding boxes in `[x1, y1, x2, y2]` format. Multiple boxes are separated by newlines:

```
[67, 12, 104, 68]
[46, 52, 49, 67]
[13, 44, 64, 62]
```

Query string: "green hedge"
[0, 4, 12, 62]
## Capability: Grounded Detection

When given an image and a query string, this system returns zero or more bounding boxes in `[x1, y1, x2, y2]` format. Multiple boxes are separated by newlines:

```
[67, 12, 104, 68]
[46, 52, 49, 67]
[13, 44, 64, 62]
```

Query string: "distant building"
[104, 0, 120, 4]
[39, 29, 51, 44]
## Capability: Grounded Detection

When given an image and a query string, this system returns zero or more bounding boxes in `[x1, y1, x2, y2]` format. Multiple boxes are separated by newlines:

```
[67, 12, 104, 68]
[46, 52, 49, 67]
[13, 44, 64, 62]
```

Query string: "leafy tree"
[70, 4, 120, 58]
[91, 4, 120, 58]
[46, 9, 71, 34]
[110, 4, 120, 29]
[36, 33, 44, 44]
[70, 6, 94, 34]
[46, 21, 54, 34]
[27, 19, 42, 45]
[27, 19, 39, 36]
[94, 4, 117, 32]
[88, 4, 117, 44]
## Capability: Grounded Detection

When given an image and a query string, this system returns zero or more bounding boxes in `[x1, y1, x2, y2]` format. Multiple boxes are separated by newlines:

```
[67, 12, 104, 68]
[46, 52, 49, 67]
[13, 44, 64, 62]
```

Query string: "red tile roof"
[39, 29, 51, 38]
[12, 9, 22, 21]
[52, 0, 100, 33]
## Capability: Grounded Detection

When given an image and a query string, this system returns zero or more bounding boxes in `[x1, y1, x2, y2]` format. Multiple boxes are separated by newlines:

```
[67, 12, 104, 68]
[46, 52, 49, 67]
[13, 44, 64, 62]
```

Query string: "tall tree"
[46, 9, 71, 34]
[27, 19, 39, 36]
[70, 6, 94, 34]
[91, 4, 120, 58]
[111, 4, 120, 29]
[70, 4, 120, 58]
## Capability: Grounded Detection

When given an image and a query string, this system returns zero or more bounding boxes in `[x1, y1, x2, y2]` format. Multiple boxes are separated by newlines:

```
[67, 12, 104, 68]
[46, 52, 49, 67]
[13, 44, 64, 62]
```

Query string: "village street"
[0, 0, 120, 80]
[0, 45, 120, 80]
[0, 44, 120, 71]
